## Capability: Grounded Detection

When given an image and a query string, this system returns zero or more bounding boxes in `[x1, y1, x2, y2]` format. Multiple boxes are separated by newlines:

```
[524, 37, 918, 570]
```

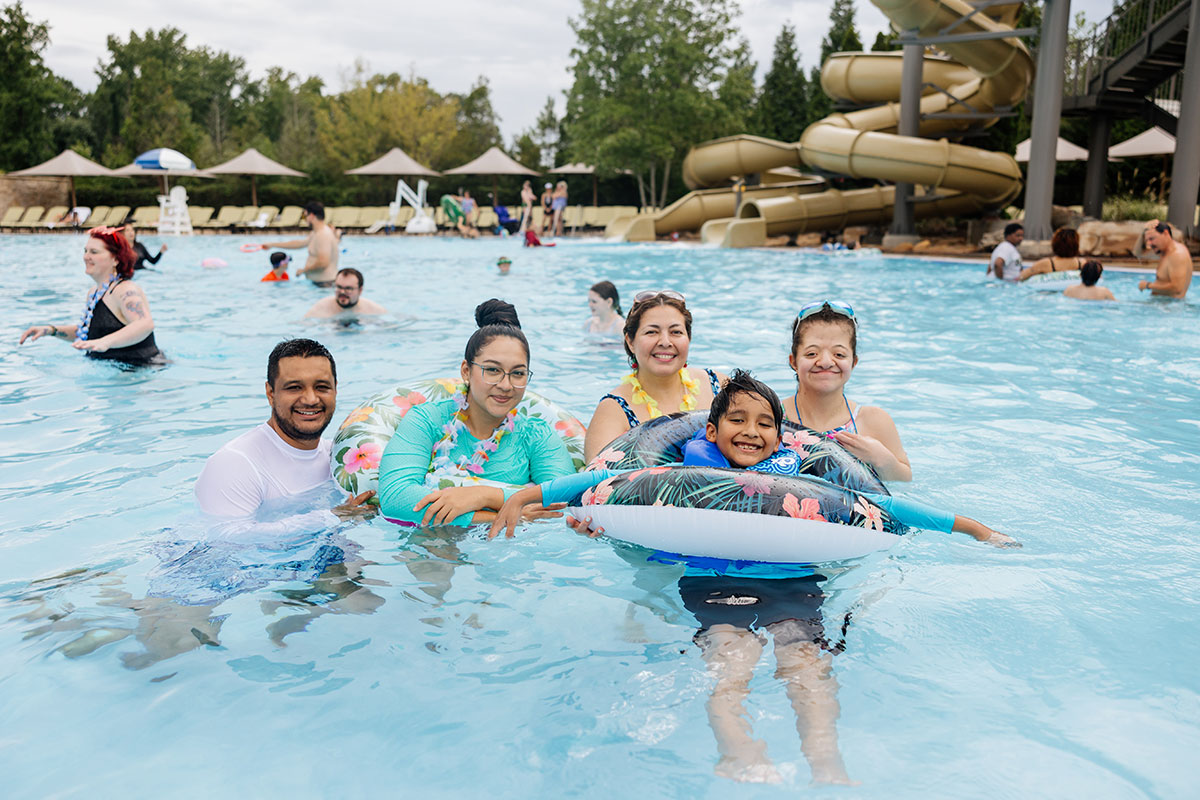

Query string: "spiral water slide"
[605, 0, 1032, 247]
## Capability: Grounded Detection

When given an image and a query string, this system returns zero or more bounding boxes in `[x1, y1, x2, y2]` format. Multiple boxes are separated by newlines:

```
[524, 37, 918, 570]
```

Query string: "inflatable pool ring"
[440, 195, 465, 225]
[240, 243, 265, 253]
[580, 411, 904, 563]
[201, 257, 228, 268]
[1021, 270, 1081, 291]
[332, 378, 588, 502]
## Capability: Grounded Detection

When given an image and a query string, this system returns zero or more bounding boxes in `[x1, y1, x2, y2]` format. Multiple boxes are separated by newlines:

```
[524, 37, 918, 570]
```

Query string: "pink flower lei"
[429, 386, 519, 478]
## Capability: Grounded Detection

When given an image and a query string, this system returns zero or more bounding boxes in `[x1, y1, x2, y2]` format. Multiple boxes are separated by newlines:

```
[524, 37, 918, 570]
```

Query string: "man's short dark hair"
[303, 201, 325, 221]
[707, 369, 783, 432]
[1004, 222, 1024, 238]
[267, 338, 336, 387]
[1153, 221, 1171, 234]
[1081, 260, 1103, 286]
[337, 267, 363, 288]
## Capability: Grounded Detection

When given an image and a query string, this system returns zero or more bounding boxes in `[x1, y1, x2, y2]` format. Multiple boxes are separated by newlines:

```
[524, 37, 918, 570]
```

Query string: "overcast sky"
[40, 0, 1116, 144]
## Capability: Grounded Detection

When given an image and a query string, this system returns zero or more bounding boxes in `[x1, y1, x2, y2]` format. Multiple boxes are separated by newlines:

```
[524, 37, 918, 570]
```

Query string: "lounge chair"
[271, 206, 303, 228]
[475, 207, 499, 230]
[1, 206, 26, 229]
[562, 206, 583, 231]
[101, 206, 131, 227]
[203, 206, 243, 228]
[131, 206, 160, 226]
[330, 207, 361, 229]
[247, 205, 279, 227]
[356, 207, 387, 229]
[38, 206, 69, 228]
[188, 206, 214, 227]
[530, 207, 546, 229]
[81, 206, 110, 227]
[12, 206, 46, 228]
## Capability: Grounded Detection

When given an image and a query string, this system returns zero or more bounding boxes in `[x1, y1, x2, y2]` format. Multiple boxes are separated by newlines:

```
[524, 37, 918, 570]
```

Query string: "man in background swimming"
[1138, 220, 1193, 299]
[261, 201, 340, 286]
[988, 222, 1024, 281]
[303, 268, 387, 318]
[194, 338, 374, 521]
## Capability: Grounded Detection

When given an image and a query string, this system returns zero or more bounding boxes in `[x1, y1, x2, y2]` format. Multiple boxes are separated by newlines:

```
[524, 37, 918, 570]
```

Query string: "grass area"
[1102, 195, 1168, 221]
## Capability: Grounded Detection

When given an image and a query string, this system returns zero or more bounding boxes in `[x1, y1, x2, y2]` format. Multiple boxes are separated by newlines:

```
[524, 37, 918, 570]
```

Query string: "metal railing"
[1063, 0, 1191, 96]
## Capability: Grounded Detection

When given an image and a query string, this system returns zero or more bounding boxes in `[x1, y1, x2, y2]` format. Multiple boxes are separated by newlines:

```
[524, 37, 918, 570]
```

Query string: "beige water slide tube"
[606, 0, 1032, 247]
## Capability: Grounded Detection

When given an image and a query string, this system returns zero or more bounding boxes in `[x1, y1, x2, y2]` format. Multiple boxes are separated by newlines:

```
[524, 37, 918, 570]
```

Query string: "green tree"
[753, 24, 809, 142]
[0, 2, 78, 170]
[564, 0, 751, 207]
[870, 30, 900, 51]
[819, 0, 863, 64]
[443, 77, 501, 168]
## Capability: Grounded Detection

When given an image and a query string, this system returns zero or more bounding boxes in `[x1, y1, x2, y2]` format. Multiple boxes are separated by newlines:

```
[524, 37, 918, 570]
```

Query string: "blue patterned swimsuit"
[602, 369, 722, 428]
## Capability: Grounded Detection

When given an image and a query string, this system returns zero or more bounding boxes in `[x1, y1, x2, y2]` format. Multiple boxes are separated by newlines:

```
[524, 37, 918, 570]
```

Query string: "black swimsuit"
[86, 283, 164, 365]
[132, 241, 163, 271]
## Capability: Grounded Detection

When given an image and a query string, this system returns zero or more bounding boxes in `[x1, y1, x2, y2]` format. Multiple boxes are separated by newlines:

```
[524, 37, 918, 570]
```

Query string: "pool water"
[1, 233, 1198, 797]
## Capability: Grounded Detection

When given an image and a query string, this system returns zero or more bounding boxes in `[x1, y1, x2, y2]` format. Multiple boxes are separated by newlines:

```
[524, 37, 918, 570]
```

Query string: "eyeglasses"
[632, 290, 686, 304]
[797, 300, 857, 326]
[471, 362, 532, 387]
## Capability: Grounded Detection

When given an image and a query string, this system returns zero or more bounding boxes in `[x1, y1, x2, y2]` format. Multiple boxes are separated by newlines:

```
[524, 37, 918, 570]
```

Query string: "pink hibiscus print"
[735, 472, 773, 496]
[628, 466, 671, 482]
[555, 418, 586, 438]
[780, 430, 812, 457]
[853, 496, 885, 531]
[341, 442, 383, 474]
[782, 493, 826, 521]
[587, 447, 625, 470]
[392, 391, 428, 415]
[585, 477, 617, 505]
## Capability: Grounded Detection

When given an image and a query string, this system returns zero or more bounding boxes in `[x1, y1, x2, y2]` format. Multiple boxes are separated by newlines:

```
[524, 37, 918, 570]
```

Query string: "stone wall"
[0, 176, 71, 216]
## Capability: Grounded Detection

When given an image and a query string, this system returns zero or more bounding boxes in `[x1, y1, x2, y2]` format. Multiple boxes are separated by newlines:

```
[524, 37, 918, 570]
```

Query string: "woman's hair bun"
[475, 298, 521, 329]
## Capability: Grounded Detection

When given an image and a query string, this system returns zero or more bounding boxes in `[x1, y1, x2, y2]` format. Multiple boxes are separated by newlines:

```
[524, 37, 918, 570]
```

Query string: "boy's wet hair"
[708, 369, 783, 432]
[1081, 260, 1103, 286]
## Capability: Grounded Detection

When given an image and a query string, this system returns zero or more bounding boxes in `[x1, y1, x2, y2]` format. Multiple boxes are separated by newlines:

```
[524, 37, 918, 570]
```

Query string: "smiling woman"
[375, 299, 578, 526]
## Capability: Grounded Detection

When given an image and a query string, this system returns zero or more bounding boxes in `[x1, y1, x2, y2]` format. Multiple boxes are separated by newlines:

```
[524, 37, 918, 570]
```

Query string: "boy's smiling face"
[705, 391, 780, 467]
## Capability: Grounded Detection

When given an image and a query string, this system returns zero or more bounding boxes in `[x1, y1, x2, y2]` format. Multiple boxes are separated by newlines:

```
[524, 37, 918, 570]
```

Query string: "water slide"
[606, 0, 1032, 247]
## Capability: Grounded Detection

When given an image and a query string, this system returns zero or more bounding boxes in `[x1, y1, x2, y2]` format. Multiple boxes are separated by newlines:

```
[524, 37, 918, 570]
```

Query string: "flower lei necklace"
[621, 368, 699, 419]
[77, 273, 121, 342]
[429, 385, 518, 477]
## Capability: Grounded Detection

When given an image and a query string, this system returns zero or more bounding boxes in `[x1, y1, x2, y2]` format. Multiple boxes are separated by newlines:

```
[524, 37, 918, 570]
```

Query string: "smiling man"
[195, 338, 373, 519]
[303, 269, 388, 319]
[1138, 220, 1194, 299]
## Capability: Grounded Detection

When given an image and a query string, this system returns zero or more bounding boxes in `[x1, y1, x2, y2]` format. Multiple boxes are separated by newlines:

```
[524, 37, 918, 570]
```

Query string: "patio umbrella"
[444, 146, 539, 203]
[345, 147, 441, 177]
[204, 147, 307, 206]
[551, 163, 598, 206]
[8, 149, 120, 208]
[1109, 127, 1177, 202]
[114, 149, 211, 193]
[1014, 137, 1090, 162]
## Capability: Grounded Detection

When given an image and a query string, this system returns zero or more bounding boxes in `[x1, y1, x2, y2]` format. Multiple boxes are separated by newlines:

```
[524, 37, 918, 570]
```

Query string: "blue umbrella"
[134, 148, 196, 170]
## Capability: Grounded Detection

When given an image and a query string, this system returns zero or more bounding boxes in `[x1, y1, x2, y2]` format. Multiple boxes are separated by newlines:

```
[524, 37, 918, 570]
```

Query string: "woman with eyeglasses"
[786, 300, 911, 481]
[376, 299, 576, 526]
[18, 226, 164, 366]
[583, 290, 727, 463]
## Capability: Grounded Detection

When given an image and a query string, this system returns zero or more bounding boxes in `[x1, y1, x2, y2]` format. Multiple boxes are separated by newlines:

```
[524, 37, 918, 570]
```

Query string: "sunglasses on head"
[797, 300, 856, 326]
[632, 290, 686, 305]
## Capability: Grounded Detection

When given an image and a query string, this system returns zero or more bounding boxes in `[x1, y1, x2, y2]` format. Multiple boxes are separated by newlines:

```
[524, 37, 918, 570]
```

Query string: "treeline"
[1, 0, 1158, 210]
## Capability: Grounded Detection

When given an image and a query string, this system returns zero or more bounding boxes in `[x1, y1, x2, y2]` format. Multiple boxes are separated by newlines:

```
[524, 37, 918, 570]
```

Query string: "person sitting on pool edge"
[194, 338, 375, 521]
[303, 269, 387, 318]
[490, 369, 1015, 546]
[262, 251, 290, 282]
[1064, 260, 1115, 302]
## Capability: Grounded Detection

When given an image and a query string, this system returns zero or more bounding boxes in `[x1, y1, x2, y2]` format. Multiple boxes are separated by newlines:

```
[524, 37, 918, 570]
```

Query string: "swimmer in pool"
[497, 256, 511, 275]
[303, 269, 387, 318]
[1064, 260, 1115, 301]
[1138, 220, 1193, 299]
[583, 280, 623, 339]
[259, 201, 340, 286]
[785, 300, 912, 481]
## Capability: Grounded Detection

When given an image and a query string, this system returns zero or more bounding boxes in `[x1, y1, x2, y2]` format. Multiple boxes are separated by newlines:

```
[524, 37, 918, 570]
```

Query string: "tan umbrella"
[345, 147, 441, 177]
[9, 149, 120, 208]
[1108, 127, 1175, 157]
[1014, 137, 1090, 162]
[551, 163, 599, 206]
[204, 147, 306, 206]
[445, 146, 539, 201]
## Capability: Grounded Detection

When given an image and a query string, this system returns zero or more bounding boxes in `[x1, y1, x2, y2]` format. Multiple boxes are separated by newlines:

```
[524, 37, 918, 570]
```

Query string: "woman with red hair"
[18, 226, 163, 365]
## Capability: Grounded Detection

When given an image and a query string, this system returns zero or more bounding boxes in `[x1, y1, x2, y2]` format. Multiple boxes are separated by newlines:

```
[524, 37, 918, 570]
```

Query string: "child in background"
[262, 252, 290, 282]
[497, 256, 512, 275]
[1064, 260, 1116, 301]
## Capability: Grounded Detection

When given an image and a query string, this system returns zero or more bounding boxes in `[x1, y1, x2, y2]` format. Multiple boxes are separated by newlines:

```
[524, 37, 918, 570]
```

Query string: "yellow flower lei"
[621, 368, 699, 419]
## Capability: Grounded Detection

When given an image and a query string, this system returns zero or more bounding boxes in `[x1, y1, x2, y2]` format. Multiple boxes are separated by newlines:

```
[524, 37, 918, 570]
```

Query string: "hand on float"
[831, 431, 890, 467]
[521, 502, 567, 522]
[565, 514, 604, 538]
[333, 490, 377, 520]
[488, 485, 546, 539]
[415, 485, 488, 526]
[73, 338, 109, 353]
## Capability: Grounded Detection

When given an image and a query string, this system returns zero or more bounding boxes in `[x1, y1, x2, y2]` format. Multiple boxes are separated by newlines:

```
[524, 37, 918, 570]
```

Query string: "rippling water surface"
[1, 233, 1198, 798]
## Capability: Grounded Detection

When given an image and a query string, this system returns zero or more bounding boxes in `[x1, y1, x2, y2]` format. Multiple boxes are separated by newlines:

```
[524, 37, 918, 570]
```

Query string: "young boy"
[261, 252, 290, 282]
[489, 370, 1015, 547]
[1064, 260, 1116, 301]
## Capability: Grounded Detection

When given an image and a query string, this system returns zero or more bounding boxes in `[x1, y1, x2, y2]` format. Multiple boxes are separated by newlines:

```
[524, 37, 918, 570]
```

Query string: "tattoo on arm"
[123, 296, 147, 320]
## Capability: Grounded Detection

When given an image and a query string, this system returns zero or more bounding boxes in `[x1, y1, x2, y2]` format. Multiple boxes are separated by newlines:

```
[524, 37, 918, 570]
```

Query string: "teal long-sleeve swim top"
[377, 398, 577, 526]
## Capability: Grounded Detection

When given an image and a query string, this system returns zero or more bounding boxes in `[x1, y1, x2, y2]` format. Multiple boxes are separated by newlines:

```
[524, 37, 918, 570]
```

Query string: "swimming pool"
[2, 233, 1198, 797]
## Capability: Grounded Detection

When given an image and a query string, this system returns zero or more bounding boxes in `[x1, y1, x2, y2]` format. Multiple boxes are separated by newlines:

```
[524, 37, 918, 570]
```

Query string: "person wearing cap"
[262, 252, 291, 282]
[539, 183, 554, 235]
[497, 257, 512, 275]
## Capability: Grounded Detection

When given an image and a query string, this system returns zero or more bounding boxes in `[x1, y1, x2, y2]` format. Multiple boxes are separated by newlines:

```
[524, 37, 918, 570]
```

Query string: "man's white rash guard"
[195, 423, 336, 524]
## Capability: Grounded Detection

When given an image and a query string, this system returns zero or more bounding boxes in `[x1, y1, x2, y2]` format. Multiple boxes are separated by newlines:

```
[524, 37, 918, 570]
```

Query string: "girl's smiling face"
[789, 320, 857, 394]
